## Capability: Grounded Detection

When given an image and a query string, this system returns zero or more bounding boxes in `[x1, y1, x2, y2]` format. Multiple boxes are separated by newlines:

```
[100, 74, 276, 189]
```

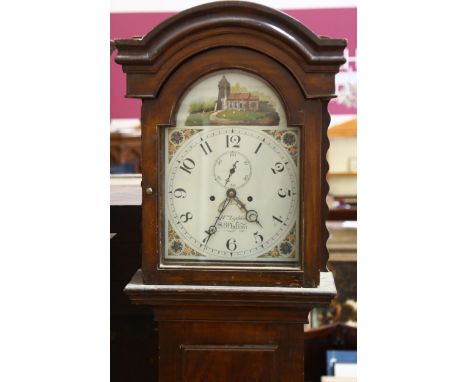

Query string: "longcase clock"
[115, 2, 346, 288]
[115, 2, 346, 381]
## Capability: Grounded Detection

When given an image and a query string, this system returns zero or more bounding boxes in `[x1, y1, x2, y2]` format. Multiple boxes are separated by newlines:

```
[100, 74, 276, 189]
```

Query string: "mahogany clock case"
[114, 1, 347, 288]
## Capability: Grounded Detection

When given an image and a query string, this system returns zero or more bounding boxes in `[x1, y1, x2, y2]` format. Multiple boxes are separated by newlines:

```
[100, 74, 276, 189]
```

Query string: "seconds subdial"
[213, 151, 252, 189]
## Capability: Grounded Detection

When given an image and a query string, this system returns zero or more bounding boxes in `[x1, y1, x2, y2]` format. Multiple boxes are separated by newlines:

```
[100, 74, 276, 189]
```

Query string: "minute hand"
[203, 197, 231, 247]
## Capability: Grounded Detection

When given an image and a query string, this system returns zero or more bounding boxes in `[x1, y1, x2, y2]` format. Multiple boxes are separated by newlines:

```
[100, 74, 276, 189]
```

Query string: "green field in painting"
[185, 110, 279, 126]
[185, 112, 213, 126]
[216, 110, 270, 121]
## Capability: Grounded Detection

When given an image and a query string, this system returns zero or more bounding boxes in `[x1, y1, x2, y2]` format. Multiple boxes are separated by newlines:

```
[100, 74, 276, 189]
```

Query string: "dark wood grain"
[181, 345, 277, 382]
[328, 208, 357, 221]
[140, 47, 314, 286]
[125, 269, 336, 382]
[320, 100, 332, 271]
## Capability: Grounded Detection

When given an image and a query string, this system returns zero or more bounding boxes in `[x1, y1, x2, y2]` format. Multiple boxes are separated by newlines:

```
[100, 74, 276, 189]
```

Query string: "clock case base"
[125, 269, 336, 382]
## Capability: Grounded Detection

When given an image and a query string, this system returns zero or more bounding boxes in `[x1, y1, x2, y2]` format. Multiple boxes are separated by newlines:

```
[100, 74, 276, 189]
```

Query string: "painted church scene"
[185, 75, 280, 126]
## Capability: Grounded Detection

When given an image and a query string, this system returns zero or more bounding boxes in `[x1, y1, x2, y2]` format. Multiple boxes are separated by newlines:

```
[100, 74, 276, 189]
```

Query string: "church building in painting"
[216, 75, 260, 112]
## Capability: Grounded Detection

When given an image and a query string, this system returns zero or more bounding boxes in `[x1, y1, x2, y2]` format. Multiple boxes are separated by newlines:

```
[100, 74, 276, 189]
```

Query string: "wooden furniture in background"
[110, 132, 142, 173]
[327, 118, 357, 198]
[328, 172, 357, 177]
[304, 324, 357, 382]
[328, 208, 357, 221]
[111, 176, 151, 382]
[328, 118, 356, 138]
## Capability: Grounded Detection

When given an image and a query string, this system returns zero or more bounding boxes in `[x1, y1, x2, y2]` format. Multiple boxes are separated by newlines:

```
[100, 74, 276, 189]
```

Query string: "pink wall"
[110, 8, 357, 119]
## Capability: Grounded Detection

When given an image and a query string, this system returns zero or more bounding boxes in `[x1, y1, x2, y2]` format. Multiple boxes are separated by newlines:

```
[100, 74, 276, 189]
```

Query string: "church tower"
[216, 75, 231, 110]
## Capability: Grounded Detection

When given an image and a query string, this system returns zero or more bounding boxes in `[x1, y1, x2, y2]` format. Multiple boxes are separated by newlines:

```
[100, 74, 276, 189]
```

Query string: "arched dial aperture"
[166, 127, 299, 261]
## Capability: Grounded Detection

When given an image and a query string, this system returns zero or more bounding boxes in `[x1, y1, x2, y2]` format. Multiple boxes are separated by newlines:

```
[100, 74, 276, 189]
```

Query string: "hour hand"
[232, 196, 248, 213]
[204, 197, 231, 246]
[233, 196, 263, 228]
[246, 209, 263, 228]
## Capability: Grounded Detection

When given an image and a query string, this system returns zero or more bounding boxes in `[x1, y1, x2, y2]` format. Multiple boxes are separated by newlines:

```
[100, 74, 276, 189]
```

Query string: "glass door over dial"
[163, 70, 300, 264]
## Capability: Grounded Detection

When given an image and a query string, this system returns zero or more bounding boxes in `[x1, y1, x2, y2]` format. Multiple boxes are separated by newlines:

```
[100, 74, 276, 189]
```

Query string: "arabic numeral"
[271, 162, 287, 174]
[180, 212, 193, 223]
[173, 188, 187, 198]
[253, 231, 264, 245]
[226, 135, 241, 148]
[226, 238, 237, 251]
[277, 188, 292, 198]
[180, 158, 195, 174]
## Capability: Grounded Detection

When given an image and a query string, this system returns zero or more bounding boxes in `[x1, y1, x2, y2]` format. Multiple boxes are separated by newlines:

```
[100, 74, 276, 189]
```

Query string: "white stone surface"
[125, 269, 337, 296]
[110, 174, 141, 206]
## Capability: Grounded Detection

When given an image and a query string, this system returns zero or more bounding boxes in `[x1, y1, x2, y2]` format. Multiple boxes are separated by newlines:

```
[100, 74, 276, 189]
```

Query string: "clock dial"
[164, 126, 299, 262]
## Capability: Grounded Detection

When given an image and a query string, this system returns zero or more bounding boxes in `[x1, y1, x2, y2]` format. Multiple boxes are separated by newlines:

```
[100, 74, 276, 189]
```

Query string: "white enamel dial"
[164, 126, 299, 262]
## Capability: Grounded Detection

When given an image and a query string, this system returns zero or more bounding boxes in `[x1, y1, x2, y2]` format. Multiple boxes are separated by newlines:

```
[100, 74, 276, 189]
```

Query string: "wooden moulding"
[124, 269, 338, 381]
[114, 1, 346, 100]
[125, 269, 337, 323]
[114, 1, 347, 287]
